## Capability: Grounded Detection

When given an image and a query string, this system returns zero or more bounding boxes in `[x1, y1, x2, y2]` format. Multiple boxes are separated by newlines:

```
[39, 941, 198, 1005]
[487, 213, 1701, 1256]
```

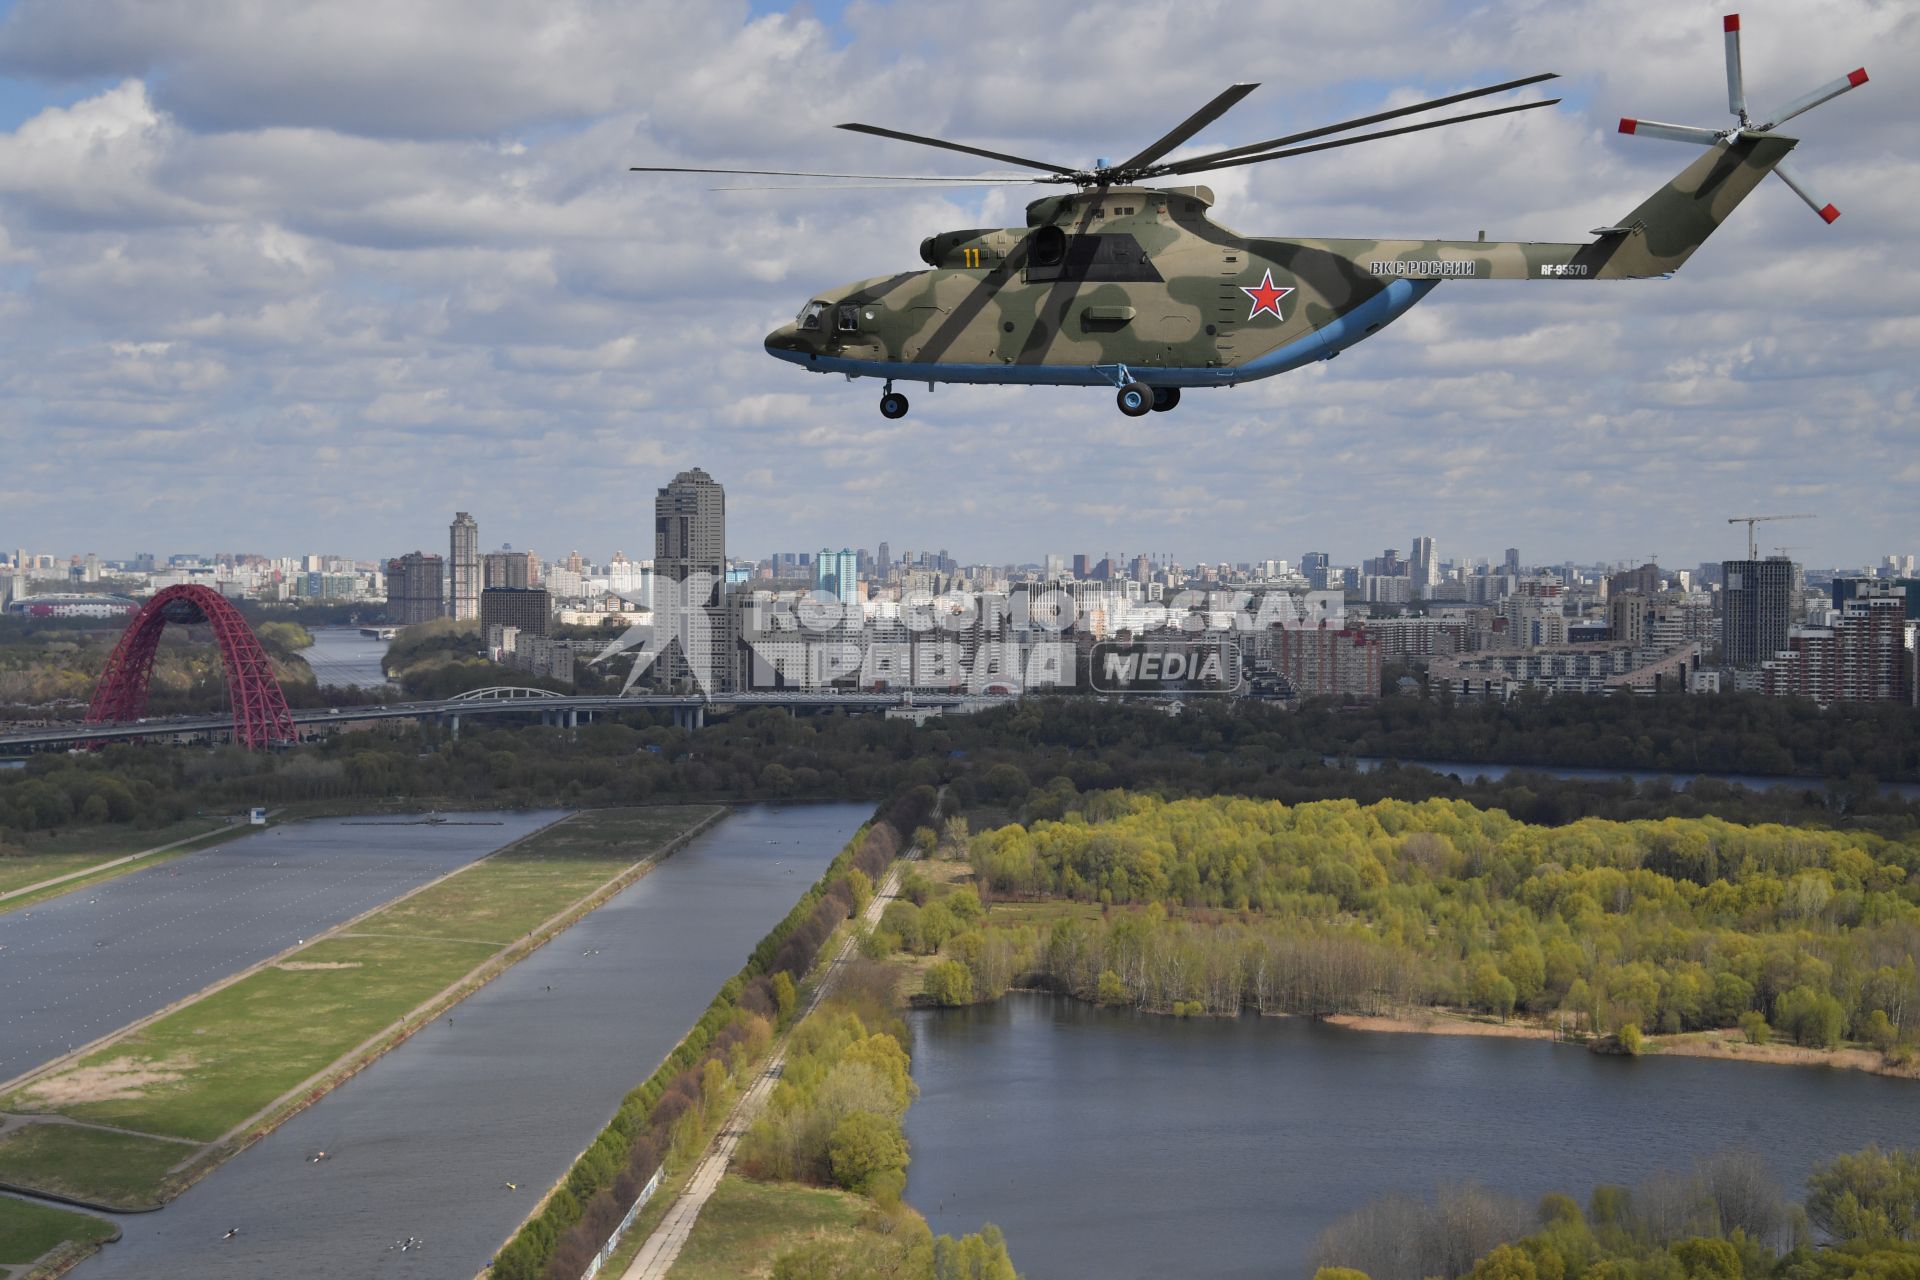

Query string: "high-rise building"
[655, 467, 730, 690]
[449, 512, 480, 621]
[1409, 536, 1437, 594]
[386, 552, 446, 626]
[1763, 585, 1909, 704]
[483, 549, 539, 590]
[1274, 622, 1381, 701]
[1721, 557, 1796, 667]
[1834, 576, 1920, 621]
[1607, 562, 1662, 598]
[877, 541, 891, 579]
[481, 587, 551, 638]
[815, 548, 858, 607]
[1608, 592, 1652, 650]
[1072, 553, 1091, 580]
[1504, 547, 1521, 575]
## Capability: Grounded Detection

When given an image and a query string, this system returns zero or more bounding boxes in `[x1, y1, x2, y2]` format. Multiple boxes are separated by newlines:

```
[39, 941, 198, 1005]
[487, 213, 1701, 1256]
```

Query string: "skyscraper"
[654, 467, 729, 690]
[483, 549, 539, 590]
[1504, 547, 1521, 575]
[386, 552, 445, 626]
[1410, 536, 1437, 595]
[1721, 557, 1796, 667]
[449, 512, 479, 621]
[815, 548, 859, 608]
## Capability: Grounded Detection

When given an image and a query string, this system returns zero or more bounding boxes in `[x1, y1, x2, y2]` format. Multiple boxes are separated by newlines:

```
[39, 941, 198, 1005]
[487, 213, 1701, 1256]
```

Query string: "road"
[618, 844, 913, 1280]
[0, 812, 562, 1085]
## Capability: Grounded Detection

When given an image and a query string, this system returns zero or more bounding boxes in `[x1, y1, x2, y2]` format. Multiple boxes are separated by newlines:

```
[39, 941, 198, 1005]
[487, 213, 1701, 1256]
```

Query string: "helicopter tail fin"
[1589, 132, 1797, 279]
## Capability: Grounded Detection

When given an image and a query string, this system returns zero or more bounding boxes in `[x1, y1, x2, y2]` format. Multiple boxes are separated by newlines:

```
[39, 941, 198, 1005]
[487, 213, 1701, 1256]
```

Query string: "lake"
[904, 995, 1920, 1280]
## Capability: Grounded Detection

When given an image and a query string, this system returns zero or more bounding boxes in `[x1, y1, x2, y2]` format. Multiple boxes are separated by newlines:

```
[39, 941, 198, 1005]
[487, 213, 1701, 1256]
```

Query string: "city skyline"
[0, 2, 1909, 565]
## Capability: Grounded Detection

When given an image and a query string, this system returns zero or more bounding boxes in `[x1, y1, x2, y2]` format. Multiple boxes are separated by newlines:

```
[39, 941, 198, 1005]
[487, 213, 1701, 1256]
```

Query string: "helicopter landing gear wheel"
[1116, 381, 1153, 417]
[1151, 386, 1181, 412]
[879, 390, 910, 420]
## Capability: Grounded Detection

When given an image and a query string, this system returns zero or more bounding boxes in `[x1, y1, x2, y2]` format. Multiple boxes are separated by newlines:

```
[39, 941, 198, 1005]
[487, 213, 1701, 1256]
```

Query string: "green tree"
[924, 960, 974, 1008]
[827, 1111, 908, 1194]
[1617, 1023, 1644, 1056]
[1470, 960, 1518, 1021]
[1672, 1237, 1742, 1280]
[1806, 1147, 1920, 1244]
[1095, 969, 1130, 1007]
[1739, 1011, 1771, 1045]
[1778, 986, 1846, 1049]
[772, 972, 798, 1024]
[1471, 1244, 1539, 1280]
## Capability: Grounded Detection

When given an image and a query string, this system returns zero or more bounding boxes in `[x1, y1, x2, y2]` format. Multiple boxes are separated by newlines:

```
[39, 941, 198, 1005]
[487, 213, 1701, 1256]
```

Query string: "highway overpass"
[0, 686, 1013, 753]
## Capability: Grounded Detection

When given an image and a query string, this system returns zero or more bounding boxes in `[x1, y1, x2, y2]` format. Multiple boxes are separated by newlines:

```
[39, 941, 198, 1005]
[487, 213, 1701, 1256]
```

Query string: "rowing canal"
[73, 801, 871, 1280]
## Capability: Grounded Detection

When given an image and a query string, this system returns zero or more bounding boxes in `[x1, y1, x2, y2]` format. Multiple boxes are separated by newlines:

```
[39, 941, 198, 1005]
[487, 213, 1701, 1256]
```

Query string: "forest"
[8, 693, 1920, 849]
[1310, 1144, 1920, 1280]
[0, 612, 320, 715]
[947, 794, 1920, 1049]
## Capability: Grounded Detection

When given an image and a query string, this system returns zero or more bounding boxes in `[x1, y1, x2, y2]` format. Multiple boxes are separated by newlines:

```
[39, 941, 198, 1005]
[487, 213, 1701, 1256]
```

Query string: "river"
[1341, 756, 1920, 800]
[300, 627, 393, 690]
[904, 995, 1920, 1280]
[75, 802, 872, 1280]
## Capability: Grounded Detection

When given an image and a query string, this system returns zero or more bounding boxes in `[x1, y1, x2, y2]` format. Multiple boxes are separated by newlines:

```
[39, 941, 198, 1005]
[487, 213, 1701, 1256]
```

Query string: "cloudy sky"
[0, 0, 1911, 572]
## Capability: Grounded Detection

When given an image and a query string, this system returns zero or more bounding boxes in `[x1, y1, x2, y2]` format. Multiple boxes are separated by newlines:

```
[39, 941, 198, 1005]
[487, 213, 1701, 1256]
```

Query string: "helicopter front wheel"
[879, 391, 910, 420]
[1151, 387, 1181, 412]
[1116, 381, 1153, 417]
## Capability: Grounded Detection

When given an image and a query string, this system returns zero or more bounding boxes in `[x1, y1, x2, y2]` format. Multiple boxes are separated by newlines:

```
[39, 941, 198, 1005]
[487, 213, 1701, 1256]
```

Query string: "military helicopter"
[634, 15, 1867, 419]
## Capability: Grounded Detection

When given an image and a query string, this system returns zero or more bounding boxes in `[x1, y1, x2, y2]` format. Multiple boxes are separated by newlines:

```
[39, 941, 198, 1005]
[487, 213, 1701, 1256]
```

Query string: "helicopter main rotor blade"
[1111, 82, 1260, 174]
[1162, 97, 1560, 176]
[1154, 71, 1559, 174]
[710, 180, 1044, 190]
[835, 123, 1077, 175]
[629, 164, 1042, 182]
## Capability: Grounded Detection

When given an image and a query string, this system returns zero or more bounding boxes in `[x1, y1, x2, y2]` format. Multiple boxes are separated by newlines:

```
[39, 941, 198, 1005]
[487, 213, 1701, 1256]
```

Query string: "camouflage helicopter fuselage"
[763, 134, 1796, 405]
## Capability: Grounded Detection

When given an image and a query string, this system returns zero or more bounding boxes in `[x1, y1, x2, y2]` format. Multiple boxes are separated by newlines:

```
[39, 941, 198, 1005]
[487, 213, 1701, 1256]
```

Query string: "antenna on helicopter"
[1617, 14, 1868, 222]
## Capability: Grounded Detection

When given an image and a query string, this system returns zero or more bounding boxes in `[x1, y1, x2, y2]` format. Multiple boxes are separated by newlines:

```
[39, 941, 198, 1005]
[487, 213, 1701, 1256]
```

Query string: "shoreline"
[1323, 1009, 1920, 1081]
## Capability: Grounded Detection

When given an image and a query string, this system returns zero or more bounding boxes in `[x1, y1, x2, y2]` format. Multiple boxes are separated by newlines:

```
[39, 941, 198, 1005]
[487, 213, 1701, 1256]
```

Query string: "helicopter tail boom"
[1585, 131, 1798, 278]
[1347, 131, 1797, 284]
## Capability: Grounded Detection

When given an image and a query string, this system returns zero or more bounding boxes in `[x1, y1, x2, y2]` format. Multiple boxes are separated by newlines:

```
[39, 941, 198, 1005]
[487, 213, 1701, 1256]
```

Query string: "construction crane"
[1727, 513, 1815, 560]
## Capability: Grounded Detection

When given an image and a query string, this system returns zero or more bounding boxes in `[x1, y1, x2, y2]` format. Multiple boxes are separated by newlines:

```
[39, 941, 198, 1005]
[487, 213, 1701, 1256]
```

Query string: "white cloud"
[0, 0, 1911, 569]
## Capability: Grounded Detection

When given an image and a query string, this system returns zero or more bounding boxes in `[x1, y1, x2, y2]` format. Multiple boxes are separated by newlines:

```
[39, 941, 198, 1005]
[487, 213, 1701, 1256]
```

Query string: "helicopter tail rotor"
[1617, 13, 1868, 223]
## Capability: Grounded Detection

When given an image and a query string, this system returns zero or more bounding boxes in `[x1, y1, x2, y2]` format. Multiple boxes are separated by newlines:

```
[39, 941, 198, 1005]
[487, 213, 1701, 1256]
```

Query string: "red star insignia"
[1240, 269, 1293, 321]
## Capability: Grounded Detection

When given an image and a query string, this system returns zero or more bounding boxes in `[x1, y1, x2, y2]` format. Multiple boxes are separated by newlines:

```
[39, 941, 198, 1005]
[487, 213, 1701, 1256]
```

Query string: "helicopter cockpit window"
[837, 304, 859, 332]
[798, 301, 827, 331]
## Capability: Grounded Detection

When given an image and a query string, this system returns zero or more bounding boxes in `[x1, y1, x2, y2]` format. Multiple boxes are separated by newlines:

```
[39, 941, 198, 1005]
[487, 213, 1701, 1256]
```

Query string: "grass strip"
[0, 1191, 120, 1272]
[0, 805, 719, 1205]
[0, 816, 233, 902]
[665, 1176, 864, 1279]
[0, 1125, 188, 1212]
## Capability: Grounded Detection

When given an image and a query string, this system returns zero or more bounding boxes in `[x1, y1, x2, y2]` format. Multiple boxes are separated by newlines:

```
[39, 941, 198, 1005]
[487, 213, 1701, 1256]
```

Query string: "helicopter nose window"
[837, 304, 859, 332]
[798, 301, 827, 330]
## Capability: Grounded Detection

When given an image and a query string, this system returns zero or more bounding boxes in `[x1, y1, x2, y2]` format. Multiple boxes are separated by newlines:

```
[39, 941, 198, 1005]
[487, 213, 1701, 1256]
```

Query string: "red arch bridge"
[85, 584, 295, 750]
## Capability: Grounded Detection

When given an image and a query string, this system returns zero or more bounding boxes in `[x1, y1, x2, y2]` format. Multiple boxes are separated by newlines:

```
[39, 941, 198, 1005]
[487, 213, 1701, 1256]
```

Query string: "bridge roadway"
[0, 689, 1010, 752]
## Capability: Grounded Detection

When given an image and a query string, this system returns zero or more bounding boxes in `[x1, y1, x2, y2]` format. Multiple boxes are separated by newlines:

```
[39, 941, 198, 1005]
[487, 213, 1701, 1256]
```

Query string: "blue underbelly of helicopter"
[767, 278, 1438, 390]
